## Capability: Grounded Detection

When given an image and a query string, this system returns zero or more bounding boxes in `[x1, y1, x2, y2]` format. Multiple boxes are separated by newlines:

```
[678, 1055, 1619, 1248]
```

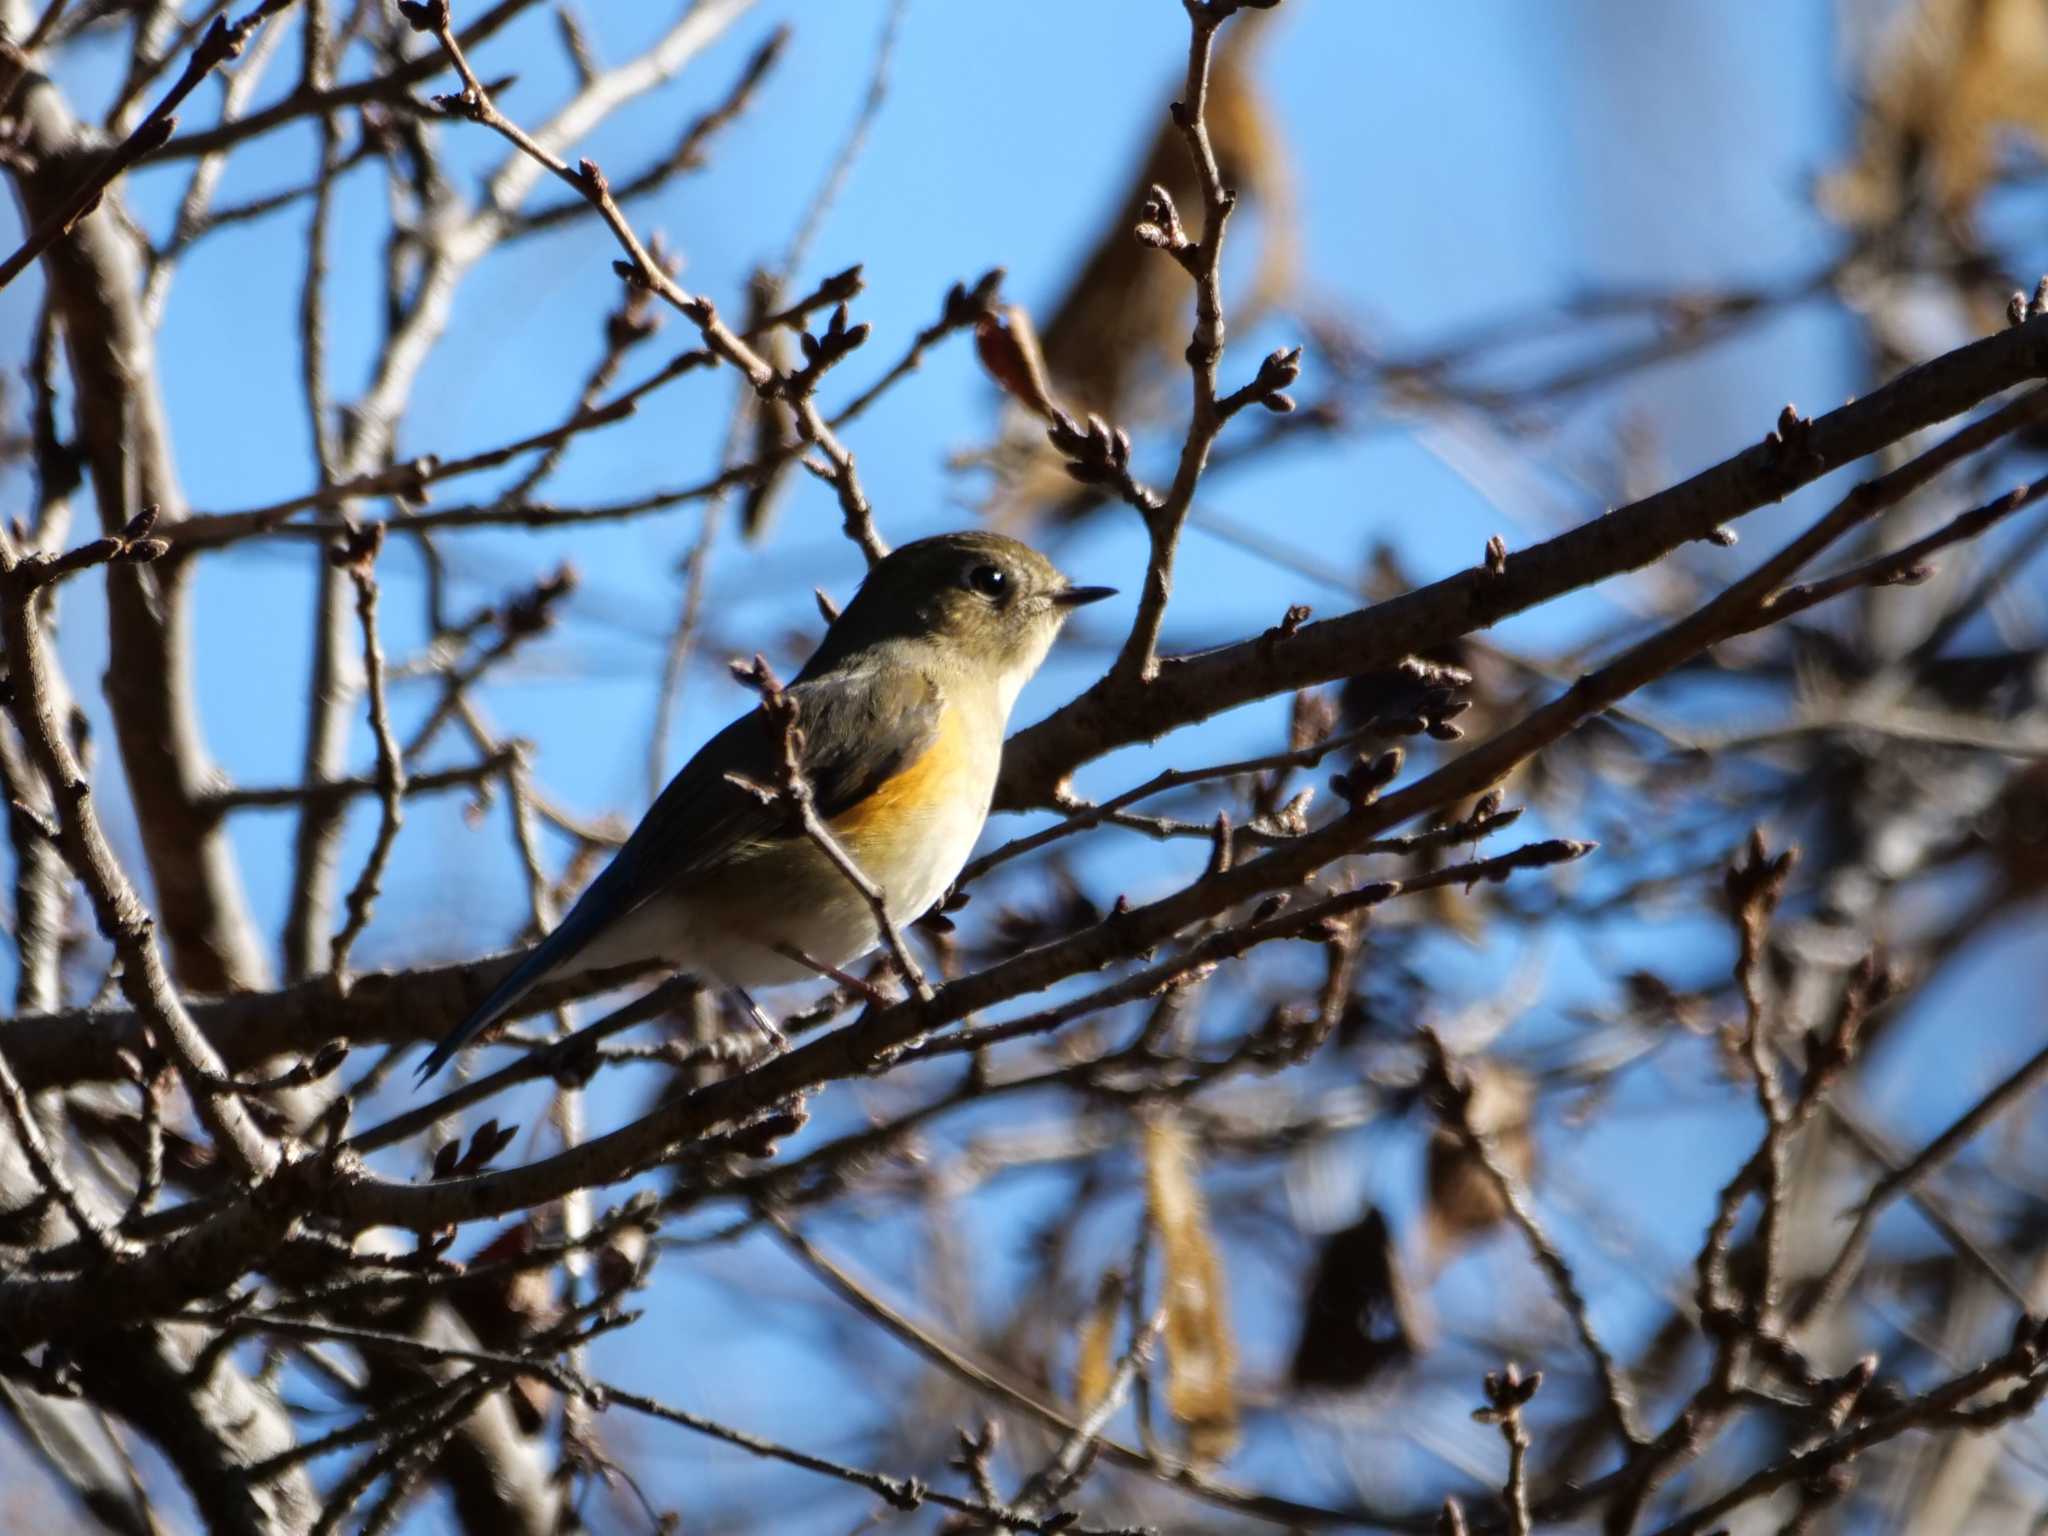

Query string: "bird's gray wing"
[418, 666, 944, 1078]
[623, 663, 945, 885]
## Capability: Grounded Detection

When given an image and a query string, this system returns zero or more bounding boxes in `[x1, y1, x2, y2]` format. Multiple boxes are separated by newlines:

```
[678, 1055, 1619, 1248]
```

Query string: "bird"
[416, 531, 1114, 1080]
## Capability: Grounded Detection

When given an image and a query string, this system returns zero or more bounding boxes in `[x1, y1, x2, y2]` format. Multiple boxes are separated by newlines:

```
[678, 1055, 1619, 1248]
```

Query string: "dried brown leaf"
[1423, 1061, 1535, 1267]
[1823, 0, 2048, 227]
[1143, 1111, 1239, 1464]
[1073, 1267, 1125, 1415]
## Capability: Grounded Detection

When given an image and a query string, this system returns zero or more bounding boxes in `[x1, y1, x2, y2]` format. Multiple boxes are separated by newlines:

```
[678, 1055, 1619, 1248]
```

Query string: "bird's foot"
[770, 943, 889, 1006]
[728, 985, 788, 1056]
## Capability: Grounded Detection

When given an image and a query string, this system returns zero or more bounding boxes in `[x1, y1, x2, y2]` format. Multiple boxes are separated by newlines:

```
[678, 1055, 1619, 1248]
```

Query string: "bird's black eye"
[965, 563, 1009, 599]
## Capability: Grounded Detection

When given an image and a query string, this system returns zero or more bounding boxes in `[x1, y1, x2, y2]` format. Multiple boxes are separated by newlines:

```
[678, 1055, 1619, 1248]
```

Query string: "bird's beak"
[1053, 584, 1117, 608]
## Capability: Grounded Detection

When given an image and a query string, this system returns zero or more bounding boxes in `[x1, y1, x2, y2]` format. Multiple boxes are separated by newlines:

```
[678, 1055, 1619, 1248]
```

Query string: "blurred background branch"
[4, 0, 2048, 1532]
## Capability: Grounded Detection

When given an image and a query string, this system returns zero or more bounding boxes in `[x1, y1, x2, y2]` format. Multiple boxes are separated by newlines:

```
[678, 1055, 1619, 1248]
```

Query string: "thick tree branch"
[996, 313, 2048, 808]
[2, 16, 271, 989]
[0, 555, 279, 1178]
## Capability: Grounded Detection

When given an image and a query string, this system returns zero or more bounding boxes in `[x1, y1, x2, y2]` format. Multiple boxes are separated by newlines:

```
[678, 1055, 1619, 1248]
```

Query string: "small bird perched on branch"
[417, 531, 1114, 1079]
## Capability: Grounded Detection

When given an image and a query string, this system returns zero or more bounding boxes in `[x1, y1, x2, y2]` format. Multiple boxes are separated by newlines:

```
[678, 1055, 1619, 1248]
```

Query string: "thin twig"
[0, 1042, 127, 1256]
[1473, 1364, 1541, 1536]
[171, 395, 641, 545]
[138, 0, 295, 321]
[728, 656, 933, 1000]
[508, 21, 788, 237]
[201, 748, 517, 815]
[329, 529, 407, 973]
[1099, 0, 1273, 685]
[405, 0, 895, 563]
[779, 0, 904, 277]
[958, 721, 1382, 887]
[763, 1213, 1387, 1531]
[1423, 1030, 1641, 1450]
[0, 0, 302, 291]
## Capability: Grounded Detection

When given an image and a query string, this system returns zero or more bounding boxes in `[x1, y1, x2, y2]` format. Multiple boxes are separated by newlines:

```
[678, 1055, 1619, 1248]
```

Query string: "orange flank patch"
[826, 705, 970, 856]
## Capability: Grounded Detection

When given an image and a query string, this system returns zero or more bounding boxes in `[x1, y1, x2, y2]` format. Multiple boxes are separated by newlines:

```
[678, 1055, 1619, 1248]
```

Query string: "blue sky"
[12, 1, 2048, 1530]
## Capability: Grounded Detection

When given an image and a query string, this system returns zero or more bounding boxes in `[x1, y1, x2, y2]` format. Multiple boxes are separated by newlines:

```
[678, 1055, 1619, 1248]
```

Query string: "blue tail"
[414, 946, 554, 1082]
[415, 881, 627, 1081]
[418, 787, 682, 1083]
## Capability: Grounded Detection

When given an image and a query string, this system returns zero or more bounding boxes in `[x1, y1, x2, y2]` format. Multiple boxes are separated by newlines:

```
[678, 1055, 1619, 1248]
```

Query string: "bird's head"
[804, 531, 1115, 712]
